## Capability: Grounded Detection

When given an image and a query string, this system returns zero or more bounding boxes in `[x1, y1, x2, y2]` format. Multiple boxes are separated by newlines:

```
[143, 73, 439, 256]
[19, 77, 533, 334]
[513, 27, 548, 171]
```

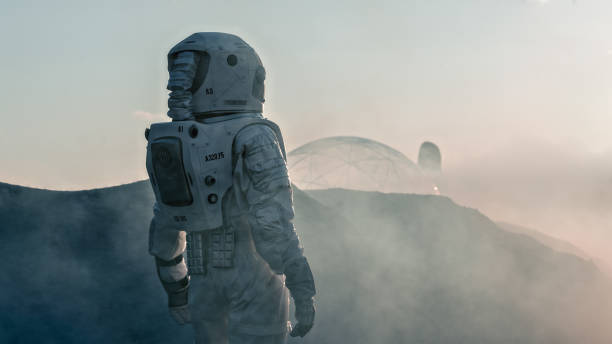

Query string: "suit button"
[205, 175, 216, 186]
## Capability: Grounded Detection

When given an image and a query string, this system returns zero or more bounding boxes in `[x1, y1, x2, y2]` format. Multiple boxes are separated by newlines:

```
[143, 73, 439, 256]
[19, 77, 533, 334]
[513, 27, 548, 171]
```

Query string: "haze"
[1, 2, 611, 270]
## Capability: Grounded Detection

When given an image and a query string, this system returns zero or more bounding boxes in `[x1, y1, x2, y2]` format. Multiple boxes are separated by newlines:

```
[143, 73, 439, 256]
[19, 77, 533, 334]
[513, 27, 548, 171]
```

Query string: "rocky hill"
[0, 181, 610, 343]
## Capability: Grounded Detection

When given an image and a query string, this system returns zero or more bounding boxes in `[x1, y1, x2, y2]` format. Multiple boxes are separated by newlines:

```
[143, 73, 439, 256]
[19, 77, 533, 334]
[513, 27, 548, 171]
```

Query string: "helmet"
[166, 32, 265, 120]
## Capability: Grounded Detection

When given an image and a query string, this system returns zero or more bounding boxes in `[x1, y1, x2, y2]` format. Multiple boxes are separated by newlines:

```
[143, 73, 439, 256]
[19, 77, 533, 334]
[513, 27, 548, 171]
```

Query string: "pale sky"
[1, 0, 611, 189]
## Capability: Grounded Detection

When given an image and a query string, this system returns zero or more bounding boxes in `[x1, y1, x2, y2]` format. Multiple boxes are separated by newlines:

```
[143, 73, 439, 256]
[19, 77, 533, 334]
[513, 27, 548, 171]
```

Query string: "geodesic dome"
[287, 136, 426, 193]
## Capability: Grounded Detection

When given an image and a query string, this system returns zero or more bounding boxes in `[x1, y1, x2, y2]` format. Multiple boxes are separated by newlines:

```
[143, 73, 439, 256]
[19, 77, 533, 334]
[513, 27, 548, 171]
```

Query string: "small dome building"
[418, 141, 442, 174]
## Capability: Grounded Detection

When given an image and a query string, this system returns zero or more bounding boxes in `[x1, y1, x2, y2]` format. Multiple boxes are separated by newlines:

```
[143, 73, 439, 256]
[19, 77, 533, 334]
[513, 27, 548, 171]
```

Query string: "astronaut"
[145, 32, 316, 344]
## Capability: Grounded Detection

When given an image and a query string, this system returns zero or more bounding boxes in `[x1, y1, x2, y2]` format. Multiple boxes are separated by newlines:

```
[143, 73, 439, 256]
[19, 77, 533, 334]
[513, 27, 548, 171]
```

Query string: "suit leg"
[193, 318, 229, 344]
[228, 331, 287, 344]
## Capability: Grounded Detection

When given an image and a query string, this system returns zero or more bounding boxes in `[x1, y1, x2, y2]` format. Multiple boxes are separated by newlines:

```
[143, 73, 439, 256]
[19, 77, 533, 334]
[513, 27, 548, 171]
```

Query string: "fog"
[440, 137, 612, 270]
[286, 131, 612, 274]
[1, 0, 612, 342]
[3, 181, 612, 343]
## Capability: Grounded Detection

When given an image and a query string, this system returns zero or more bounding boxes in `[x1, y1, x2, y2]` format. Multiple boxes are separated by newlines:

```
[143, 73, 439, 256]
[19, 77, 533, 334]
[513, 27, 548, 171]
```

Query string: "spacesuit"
[146, 33, 316, 344]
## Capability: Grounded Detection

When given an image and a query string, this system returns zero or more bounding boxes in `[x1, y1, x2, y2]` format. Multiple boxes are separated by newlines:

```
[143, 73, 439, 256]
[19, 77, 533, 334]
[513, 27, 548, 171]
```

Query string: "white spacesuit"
[146, 32, 316, 343]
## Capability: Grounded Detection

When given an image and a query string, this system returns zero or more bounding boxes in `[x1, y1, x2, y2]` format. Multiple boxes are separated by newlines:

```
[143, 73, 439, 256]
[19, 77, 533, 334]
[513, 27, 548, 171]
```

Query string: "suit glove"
[290, 298, 315, 337]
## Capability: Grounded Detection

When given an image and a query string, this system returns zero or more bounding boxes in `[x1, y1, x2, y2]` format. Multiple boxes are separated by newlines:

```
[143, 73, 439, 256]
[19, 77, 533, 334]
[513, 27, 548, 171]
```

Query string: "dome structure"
[418, 141, 442, 173]
[288, 136, 426, 193]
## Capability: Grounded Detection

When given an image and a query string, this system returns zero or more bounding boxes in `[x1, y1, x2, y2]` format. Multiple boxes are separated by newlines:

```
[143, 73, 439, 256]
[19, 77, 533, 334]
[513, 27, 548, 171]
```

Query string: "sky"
[1, 0, 610, 189]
